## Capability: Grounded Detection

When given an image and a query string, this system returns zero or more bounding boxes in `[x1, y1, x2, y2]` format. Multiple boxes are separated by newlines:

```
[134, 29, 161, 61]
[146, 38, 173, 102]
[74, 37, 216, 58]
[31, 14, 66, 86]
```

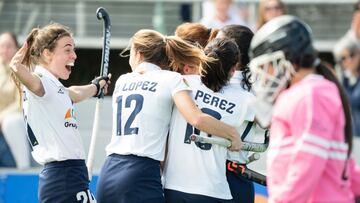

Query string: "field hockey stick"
[87, 7, 111, 181]
[246, 152, 260, 164]
[243, 167, 267, 186]
[190, 130, 269, 152]
[227, 161, 267, 186]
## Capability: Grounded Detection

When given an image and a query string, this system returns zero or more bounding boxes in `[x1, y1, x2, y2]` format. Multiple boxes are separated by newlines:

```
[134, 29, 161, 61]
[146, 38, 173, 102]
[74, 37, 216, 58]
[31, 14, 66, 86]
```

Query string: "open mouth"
[65, 62, 74, 71]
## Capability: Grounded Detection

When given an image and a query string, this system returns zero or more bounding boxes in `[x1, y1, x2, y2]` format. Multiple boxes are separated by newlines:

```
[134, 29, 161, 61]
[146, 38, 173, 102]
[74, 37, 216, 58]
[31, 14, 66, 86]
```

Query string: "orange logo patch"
[64, 108, 76, 120]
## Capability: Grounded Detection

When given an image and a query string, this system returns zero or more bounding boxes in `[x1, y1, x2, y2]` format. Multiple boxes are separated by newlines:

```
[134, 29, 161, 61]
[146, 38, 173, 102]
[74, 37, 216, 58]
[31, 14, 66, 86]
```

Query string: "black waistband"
[44, 159, 85, 168]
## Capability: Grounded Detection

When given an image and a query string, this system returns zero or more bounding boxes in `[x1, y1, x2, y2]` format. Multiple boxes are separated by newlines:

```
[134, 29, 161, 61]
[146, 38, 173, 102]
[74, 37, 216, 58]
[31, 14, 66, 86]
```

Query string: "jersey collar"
[135, 62, 161, 73]
[302, 73, 324, 81]
[34, 65, 64, 87]
[229, 70, 243, 84]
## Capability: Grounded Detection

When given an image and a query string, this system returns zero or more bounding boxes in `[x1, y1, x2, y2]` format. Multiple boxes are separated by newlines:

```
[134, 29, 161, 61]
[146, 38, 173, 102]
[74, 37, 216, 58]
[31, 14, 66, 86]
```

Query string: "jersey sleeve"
[275, 89, 344, 202]
[27, 73, 52, 100]
[167, 73, 191, 96]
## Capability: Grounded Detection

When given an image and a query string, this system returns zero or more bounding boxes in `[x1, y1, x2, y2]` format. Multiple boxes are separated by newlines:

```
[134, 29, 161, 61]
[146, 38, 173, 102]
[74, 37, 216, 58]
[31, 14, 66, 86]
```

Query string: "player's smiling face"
[46, 36, 77, 80]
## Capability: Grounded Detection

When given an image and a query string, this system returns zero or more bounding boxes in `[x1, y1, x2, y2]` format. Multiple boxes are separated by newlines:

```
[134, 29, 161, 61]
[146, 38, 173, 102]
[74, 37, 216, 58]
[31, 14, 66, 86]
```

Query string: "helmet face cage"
[249, 50, 295, 127]
[248, 15, 315, 127]
[250, 50, 295, 104]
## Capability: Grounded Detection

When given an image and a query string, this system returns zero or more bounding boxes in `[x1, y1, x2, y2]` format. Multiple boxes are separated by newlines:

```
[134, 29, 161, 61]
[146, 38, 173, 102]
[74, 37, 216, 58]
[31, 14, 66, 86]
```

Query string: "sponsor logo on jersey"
[64, 108, 78, 129]
[58, 87, 65, 94]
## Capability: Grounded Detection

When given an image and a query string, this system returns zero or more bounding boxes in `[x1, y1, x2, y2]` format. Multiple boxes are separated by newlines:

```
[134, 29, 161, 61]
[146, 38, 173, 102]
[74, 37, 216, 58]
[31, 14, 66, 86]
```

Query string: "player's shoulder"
[116, 71, 144, 83]
[286, 76, 342, 110]
[182, 74, 200, 85]
[159, 69, 182, 77]
[300, 76, 338, 100]
[155, 70, 188, 85]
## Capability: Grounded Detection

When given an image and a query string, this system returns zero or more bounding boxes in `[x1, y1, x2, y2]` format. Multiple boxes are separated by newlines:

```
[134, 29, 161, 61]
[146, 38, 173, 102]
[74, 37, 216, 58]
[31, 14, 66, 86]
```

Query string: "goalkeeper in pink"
[249, 15, 360, 202]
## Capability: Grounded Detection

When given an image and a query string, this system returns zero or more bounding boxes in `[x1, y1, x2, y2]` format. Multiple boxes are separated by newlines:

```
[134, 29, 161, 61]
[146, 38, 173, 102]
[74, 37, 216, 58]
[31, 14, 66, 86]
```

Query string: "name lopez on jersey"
[122, 81, 158, 92]
[195, 90, 235, 114]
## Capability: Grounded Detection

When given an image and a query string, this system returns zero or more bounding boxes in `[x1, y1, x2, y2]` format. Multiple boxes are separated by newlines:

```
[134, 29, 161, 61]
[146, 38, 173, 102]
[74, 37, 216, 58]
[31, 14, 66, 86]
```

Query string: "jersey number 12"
[116, 94, 144, 135]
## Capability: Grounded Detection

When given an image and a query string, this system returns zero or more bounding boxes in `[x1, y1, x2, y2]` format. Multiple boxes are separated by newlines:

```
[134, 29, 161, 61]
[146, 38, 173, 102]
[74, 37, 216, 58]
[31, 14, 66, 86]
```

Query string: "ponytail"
[164, 36, 213, 73]
[202, 38, 239, 92]
[11, 28, 40, 107]
[12, 23, 71, 107]
[201, 50, 227, 92]
[315, 63, 353, 155]
[129, 29, 213, 73]
[22, 28, 40, 67]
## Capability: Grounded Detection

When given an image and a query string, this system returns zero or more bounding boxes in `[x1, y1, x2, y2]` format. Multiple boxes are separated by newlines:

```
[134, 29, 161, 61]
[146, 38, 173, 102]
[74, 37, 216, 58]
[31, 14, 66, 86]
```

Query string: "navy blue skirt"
[96, 154, 164, 203]
[226, 163, 254, 203]
[39, 159, 95, 203]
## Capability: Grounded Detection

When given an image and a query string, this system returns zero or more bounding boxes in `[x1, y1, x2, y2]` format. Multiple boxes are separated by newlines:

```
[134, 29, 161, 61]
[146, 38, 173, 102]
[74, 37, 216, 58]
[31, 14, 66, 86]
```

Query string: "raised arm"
[68, 74, 111, 103]
[9, 42, 44, 96]
[173, 90, 241, 151]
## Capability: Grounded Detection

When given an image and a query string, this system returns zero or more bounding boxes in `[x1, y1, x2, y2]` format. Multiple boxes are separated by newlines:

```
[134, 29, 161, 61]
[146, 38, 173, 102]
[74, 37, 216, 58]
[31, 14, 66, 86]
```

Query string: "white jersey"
[163, 75, 252, 199]
[227, 71, 257, 164]
[106, 62, 190, 161]
[23, 66, 85, 165]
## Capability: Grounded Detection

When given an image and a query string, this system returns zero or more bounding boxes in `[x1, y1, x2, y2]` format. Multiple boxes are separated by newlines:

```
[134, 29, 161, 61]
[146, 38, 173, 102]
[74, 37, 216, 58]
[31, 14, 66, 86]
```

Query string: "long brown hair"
[202, 38, 239, 92]
[175, 22, 219, 48]
[13, 23, 73, 104]
[220, 25, 254, 91]
[22, 23, 72, 67]
[314, 63, 353, 155]
[122, 29, 213, 73]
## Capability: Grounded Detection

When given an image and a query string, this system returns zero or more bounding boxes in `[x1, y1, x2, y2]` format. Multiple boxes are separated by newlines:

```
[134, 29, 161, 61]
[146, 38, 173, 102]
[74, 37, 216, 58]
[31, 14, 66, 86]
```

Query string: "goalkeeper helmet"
[248, 15, 316, 127]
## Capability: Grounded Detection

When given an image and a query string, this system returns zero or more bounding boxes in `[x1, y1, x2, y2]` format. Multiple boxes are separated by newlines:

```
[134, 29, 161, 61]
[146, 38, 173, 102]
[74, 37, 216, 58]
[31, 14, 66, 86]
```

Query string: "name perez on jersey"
[194, 90, 236, 114]
[122, 81, 158, 92]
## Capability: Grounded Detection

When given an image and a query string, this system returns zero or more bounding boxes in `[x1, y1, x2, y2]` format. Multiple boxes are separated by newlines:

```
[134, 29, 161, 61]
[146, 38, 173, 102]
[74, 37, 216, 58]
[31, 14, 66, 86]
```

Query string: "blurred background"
[0, 0, 355, 90]
[0, 0, 359, 202]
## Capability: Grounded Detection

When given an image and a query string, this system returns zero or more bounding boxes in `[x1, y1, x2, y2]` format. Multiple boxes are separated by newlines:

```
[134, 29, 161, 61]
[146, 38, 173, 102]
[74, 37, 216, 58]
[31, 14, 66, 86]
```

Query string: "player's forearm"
[194, 114, 238, 141]
[194, 114, 241, 151]
[68, 84, 97, 103]
[10, 43, 45, 96]
[174, 91, 240, 150]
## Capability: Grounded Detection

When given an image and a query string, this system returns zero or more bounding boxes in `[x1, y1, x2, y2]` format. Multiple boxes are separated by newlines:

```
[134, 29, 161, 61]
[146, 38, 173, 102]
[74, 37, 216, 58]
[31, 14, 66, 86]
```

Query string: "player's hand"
[9, 42, 28, 71]
[92, 73, 111, 97]
[99, 73, 111, 95]
[228, 133, 241, 151]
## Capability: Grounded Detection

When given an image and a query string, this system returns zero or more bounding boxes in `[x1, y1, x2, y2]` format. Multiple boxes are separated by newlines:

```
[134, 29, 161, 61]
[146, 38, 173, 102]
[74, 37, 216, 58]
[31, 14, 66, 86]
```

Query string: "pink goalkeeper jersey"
[267, 74, 356, 203]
